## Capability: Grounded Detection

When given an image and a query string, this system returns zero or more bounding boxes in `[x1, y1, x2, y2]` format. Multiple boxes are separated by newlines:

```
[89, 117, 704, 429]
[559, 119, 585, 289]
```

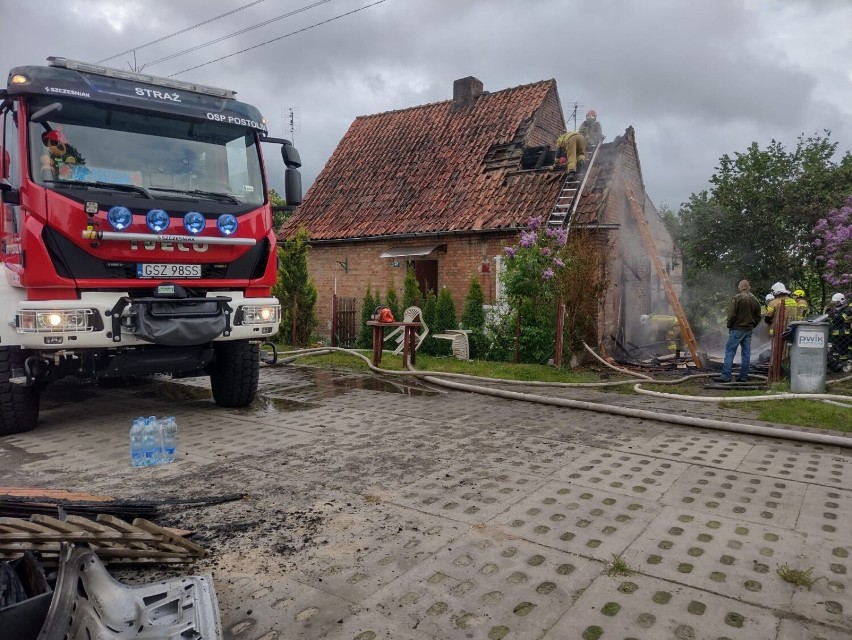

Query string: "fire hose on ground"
[263, 342, 852, 450]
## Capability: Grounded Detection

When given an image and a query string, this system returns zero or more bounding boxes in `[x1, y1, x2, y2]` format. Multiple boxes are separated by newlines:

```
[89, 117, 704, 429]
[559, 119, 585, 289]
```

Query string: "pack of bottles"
[130, 415, 177, 467]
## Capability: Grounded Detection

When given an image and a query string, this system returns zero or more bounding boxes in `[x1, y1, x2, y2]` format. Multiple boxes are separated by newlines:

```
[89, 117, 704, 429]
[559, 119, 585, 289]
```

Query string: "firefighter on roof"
[555, 131, 586, 179]
[579, 109, 603, 147]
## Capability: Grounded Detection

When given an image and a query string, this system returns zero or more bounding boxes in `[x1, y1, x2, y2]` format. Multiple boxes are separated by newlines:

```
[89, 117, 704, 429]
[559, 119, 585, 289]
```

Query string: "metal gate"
[332, 295, 358, 348]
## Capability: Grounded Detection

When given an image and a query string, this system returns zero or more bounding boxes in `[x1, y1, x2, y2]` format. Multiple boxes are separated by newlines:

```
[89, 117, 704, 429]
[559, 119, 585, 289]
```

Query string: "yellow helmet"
[793, 289, 805, 298]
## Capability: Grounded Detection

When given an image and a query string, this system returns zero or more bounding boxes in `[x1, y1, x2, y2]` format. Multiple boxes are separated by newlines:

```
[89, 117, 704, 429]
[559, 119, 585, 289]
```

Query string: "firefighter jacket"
[764, 296, 798, 335]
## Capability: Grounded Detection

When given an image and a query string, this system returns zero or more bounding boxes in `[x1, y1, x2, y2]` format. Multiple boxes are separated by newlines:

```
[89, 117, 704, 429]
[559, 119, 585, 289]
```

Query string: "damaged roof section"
[283, 77, 569, 241]
[283, 74, 648, 242]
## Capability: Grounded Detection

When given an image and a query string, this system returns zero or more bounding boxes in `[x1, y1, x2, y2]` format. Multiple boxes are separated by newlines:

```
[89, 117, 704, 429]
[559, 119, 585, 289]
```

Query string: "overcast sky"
[2, 0, 850, 210]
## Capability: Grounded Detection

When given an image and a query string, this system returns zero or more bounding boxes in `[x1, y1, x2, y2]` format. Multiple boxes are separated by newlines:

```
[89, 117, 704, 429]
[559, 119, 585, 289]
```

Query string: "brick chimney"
[452, 76, 483, 110]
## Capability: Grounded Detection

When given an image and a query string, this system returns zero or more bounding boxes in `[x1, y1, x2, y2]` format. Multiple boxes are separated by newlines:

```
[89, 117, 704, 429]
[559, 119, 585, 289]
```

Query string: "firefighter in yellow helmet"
[640, 313, 682, 356]
[792, 289, 809, 320]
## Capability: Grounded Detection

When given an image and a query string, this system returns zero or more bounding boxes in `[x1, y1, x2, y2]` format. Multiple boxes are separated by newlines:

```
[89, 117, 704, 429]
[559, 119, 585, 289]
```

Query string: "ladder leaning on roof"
[546, 142, 601, 230]
[624, 182, 704, 368]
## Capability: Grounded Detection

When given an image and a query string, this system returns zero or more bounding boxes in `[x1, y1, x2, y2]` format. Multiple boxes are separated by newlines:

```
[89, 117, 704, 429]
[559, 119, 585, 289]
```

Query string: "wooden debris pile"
[0, 514, 207, 566]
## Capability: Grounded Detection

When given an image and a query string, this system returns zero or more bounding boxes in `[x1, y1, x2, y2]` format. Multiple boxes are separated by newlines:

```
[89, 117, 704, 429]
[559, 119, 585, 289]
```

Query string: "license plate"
[137, 263, 202, 278]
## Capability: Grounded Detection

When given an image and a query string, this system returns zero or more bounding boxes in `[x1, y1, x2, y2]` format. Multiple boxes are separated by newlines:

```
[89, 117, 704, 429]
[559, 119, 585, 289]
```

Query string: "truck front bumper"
[10, 292, 280, 350]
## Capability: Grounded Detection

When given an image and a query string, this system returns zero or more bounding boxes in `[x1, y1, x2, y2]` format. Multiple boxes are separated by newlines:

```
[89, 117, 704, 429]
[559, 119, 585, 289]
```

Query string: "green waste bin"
[788, 321, 829, 393]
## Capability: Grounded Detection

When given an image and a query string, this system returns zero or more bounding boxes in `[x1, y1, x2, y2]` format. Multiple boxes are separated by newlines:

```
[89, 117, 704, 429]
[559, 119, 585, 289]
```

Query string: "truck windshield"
[28, 97, 265, 205]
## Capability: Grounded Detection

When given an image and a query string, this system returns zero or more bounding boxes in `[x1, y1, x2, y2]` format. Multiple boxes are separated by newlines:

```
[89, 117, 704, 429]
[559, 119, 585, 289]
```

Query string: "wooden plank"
[96, 515, 188, 554]
[132, 518, 207, 556]
[0, 514, 205, 564]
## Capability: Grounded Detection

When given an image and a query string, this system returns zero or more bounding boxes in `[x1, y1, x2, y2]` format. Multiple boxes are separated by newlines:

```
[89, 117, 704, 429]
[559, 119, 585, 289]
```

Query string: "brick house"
[281, 76, 681, 354]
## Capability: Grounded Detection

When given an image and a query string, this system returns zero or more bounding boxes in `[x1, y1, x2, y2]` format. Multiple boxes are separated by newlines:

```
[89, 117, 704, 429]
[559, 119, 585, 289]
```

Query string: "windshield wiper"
[148, 186, 240, 204]
[43, 179, 153, 199]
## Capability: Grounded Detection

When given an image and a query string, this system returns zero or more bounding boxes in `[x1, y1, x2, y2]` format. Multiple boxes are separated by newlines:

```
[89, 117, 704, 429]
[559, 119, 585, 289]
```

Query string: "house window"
[408, 259, 438, 297]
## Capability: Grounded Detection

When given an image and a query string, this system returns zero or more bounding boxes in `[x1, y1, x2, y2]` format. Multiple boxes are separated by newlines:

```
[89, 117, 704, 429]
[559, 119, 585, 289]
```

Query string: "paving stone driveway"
[2, 364, 851, 640]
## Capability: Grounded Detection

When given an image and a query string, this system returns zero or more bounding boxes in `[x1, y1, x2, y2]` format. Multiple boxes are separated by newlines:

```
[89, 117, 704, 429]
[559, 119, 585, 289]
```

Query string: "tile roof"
[282, 79, 642, 242]
[282, 79, 570, 241]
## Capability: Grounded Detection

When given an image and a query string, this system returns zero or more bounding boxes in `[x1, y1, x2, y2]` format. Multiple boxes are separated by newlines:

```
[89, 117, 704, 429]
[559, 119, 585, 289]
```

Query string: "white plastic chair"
[433, 329, 470, 360]
[383, 306, 429, 355]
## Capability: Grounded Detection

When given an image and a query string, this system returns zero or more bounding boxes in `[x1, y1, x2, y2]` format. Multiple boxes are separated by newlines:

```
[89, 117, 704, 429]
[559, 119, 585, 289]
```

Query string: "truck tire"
[209, 341, 259, 408]
[0, 347, 40, 435]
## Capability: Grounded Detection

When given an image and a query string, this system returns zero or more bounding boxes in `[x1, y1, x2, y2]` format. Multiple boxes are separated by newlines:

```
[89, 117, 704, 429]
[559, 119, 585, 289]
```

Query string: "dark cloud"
[2, 0, 850, 209]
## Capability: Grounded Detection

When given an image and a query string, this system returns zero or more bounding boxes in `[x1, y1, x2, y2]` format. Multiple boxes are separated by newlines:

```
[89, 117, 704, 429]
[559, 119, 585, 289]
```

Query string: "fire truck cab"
[0, 57, 302, 435]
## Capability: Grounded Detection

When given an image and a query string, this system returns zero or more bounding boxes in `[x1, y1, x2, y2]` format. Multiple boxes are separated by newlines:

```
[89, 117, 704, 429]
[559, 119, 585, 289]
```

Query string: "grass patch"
[721, 397, 852, 432]
[412, 356, 603, 383]
[281, 348, 607, 383]
[606, 555, 634, 577]
[641, 380, 707, 396]
[776, 563, 825, 589]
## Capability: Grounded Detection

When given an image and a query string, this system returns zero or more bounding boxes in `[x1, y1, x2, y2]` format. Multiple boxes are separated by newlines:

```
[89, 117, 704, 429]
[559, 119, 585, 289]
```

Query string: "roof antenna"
[281, 106, 300, 145]
[565, 101, 582, 130]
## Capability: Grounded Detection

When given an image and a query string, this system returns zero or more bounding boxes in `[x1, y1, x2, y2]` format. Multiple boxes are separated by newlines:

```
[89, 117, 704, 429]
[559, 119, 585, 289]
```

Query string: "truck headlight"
[17, 309, 94, 332]
[239, 304, 280, 325]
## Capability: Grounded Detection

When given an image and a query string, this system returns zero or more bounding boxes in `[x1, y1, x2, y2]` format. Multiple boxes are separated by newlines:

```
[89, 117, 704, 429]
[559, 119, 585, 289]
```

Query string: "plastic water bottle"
[129, 417, 146, 468]
[142, 416, 160, 466]
[161, 416, 177, 463]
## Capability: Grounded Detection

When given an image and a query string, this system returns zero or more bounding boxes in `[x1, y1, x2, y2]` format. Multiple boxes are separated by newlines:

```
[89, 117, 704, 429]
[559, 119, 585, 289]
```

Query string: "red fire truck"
[0, 57, 302, 434]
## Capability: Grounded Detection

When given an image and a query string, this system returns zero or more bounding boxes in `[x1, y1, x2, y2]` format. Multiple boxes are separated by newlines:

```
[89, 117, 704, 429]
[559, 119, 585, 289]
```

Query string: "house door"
[411, 260, 438, 297]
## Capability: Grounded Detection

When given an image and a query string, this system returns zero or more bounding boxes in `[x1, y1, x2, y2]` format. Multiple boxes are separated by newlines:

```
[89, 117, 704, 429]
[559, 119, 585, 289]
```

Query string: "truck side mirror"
[281, 141, 301, 169]
[284, 168, 302, 206]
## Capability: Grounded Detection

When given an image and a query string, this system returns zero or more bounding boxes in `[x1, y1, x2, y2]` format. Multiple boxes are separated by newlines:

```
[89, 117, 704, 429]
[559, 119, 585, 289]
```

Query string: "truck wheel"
[209, 341, 259, 408]
[0, 347, 40, 435]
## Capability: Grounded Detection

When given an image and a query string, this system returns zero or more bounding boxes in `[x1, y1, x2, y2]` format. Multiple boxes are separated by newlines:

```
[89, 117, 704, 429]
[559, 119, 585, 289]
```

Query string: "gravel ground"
[2, 363, 851, 640]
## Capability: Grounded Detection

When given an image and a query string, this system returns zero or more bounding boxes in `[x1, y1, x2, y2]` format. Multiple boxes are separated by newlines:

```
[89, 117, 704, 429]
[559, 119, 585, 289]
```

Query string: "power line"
[145, 0, 335, 68]
[96, 0, 268, 64]
[170, 0, 389, 77]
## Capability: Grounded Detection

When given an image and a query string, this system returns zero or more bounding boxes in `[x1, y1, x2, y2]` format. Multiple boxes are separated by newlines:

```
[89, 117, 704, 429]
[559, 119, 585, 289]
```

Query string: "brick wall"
[595, 130, 682, 354]
[307, 232, 517, 336]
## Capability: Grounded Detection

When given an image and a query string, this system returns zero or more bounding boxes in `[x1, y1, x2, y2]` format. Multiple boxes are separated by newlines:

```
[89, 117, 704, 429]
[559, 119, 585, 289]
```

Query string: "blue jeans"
[721, 328, 752, 380]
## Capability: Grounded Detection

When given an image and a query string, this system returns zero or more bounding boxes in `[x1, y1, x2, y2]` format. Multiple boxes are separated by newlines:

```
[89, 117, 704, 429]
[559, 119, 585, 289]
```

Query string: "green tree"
[356, 285, 379, 349]
[402, 266, 420, 311]
[269, 188, 290, 230]
[461, 276, 485, 330]
[430, 286, 457, 356]
[461, 275, 489, 359]
[385, 278, 401, 321]
[675, 133, 852, 325]
[273, 226, 317, 346]
[420, 290, 438, 354]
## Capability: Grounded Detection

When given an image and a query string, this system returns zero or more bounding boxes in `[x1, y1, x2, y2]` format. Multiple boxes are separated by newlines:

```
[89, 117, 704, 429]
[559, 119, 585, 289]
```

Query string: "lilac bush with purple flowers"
[492, 215, 610, 364]
[493, 216, 571, 361]
[815, 195, 852, 288]
[502, 216, 568, 301]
